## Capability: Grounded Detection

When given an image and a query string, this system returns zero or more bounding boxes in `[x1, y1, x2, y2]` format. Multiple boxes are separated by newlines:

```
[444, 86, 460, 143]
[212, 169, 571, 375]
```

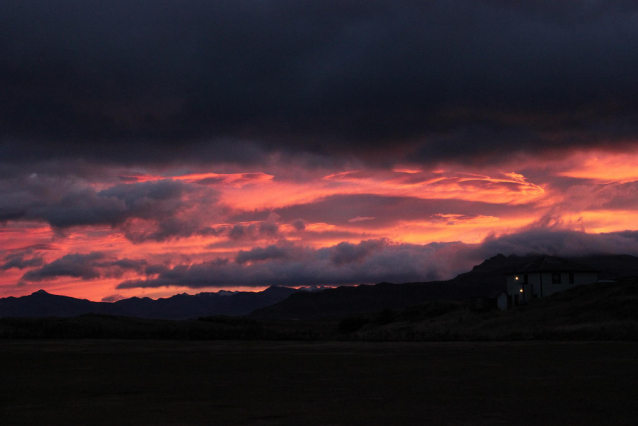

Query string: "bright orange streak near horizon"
[563, 210, 638, 234]
[117, 171, 274, 186]
[216, 169, 546, 211]
[117, 167, 546, 211]
[557, 151, 638, 183]
[388, 214, 536, 245]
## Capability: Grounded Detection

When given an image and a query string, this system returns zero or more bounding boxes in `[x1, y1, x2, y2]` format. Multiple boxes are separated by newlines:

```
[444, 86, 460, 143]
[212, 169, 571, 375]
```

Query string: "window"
[523, 274, 528, 284]
[552, 273, 561, 284]
[569, 272, 575, 284]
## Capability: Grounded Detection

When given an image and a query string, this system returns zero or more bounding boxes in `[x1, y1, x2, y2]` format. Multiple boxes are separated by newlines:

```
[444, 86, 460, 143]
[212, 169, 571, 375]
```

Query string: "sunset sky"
[2, 1, 638, 301]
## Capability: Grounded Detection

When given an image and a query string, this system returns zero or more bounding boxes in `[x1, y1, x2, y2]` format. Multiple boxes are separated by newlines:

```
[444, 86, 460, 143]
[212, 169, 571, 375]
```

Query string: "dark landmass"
[2, 276, 637, 342]
[1, 340, 636, 425]
[346, 276, 638, 341]
[0, 285, 301, 319]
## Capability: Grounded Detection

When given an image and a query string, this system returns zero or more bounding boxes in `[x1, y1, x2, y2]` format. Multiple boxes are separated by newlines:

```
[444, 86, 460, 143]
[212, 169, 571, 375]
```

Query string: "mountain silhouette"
[0, 286, 299, 319]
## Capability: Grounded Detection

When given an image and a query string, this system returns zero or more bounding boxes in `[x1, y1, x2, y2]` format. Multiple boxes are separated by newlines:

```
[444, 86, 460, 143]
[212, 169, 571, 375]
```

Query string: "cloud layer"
[111, 230, 638, 290]
[21, 252, 147, 282]
[2, 1, 638, 167]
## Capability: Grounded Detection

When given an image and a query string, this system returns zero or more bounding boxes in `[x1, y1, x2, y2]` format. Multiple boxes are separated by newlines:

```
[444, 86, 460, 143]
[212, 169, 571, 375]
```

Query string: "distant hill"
[250, 254, 638, 319]
[0, 286, 299, 319]
[350, 275, 638, 341]
[572, 254, 638, 279]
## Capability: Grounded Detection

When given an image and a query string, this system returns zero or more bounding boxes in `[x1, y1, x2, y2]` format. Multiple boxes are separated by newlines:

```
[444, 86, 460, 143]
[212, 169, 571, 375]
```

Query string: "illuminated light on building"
[505, 256, 599, 308]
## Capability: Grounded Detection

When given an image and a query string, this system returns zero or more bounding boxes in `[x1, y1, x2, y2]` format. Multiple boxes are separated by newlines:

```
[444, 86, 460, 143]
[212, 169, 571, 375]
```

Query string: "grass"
[0, 340, 637, 425]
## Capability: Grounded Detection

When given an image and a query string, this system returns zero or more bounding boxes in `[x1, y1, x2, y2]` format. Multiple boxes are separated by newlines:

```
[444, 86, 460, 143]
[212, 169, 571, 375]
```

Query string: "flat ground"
[0, 341, 636, 425]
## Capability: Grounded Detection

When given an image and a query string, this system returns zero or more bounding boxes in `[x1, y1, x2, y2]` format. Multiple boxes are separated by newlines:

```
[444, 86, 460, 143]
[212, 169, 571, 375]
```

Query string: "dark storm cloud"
[0, 245, 58, 271]
[330, 240, 385, 265]
[0, 175, 222, 241]
[206, 227, 371, 250]
[117, 239, 458, 288]
[0, 176, 184, 225]
[116, 228, 638, 289]
[476, 228, 638, 258]
[291, 219, 306, 231]
[21, 251, 148, 282]
[223, 223, 279, 241]
[219, 214, 282, 242]
[598, 181, 638, 211]
[0, 252, 45, 271]
[235, 245, 295, 265]
[15, 243, 60, 252]
[2, 1, 638, 166]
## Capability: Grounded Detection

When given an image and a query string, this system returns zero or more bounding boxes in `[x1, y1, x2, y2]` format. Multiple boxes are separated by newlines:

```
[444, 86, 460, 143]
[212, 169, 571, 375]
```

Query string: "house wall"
[540, 272, 598, 297]
[507, 273, 540, 302]
[506, 271, 598, 302]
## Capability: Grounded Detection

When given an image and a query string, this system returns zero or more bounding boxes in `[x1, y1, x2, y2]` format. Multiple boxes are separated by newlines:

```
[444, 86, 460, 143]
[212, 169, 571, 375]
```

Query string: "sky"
[2, 0, 638, 301]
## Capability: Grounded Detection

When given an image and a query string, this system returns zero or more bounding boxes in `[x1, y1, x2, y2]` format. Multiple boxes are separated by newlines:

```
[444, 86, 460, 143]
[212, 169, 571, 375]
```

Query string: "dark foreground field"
[1, 341, 637, 425]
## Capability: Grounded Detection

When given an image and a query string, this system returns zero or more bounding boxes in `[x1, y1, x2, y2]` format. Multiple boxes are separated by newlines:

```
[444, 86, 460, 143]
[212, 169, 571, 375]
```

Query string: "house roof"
[505, 256, 599, 274]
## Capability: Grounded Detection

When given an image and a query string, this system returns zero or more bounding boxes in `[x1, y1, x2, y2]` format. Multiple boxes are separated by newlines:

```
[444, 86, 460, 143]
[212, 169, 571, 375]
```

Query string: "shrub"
[373, 308, 396, 325]
[338, 316, 370, 333]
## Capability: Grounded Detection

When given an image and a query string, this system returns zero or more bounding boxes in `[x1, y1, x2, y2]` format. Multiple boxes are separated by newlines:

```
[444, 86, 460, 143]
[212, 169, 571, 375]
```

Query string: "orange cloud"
[557, 150, 638, 183]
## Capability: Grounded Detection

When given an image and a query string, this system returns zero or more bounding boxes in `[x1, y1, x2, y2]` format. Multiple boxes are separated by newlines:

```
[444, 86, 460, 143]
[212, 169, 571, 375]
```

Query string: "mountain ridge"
[0, 285, 299, 319]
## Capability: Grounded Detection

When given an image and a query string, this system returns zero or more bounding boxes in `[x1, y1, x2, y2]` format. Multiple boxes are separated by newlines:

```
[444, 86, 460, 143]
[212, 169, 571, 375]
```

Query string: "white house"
[505, 256, 599, 307]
